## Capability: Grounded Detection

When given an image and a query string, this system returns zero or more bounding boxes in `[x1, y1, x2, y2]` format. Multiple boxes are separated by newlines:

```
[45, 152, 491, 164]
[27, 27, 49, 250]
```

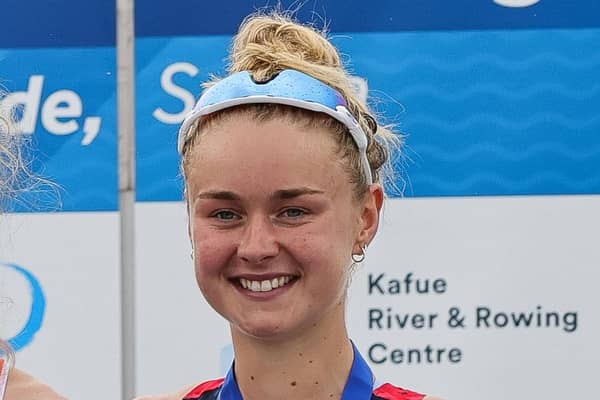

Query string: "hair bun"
[205, 12, 403, 190]
[230, 14, 342, 81]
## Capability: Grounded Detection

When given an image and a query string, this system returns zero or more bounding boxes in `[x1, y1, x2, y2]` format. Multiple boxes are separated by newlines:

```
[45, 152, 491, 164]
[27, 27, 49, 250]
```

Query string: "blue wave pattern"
[136, 28, 600, 200]
[136, 36, 230, 202]
[334, 29, 600, 197]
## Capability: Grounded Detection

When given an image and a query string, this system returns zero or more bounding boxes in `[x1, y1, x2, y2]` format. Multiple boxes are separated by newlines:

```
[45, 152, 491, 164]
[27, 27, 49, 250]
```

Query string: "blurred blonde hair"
[0, 92, 25, 210]
[0, 91, 55, 212]
[182, 11, 403, 198]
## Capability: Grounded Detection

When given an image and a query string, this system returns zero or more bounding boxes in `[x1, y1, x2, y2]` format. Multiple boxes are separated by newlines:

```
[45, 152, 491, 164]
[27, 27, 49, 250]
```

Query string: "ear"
[185, 186, 194, 246]
[354, 184, 384, 252]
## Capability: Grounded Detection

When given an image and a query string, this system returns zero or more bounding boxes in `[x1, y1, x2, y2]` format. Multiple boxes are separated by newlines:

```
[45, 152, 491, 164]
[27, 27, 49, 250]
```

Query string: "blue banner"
[1, 0, 117, 213]
[1, 1, 116, 212]
[3, 1, 599, 211]
[1, 48, 117, 211]
[136, 0, 600, 37]
[135, 27, 600, 200]
[1, 0, 115, 48]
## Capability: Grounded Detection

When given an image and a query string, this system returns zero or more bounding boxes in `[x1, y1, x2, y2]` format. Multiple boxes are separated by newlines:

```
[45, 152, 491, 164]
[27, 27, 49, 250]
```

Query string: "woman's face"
[185, 113, 381, 341]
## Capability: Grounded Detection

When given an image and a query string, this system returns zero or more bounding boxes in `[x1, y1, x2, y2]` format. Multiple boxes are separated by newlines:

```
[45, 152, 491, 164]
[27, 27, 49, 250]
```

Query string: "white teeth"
[239, 276, 294, 292]
[261, 280, 272, 291]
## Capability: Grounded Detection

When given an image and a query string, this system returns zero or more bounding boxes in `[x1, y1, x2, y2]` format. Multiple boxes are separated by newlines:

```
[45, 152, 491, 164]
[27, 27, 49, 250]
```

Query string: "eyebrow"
[195, 190, 241, 201]
[273, 187, 325, 199]
[194, 187, 324, 201]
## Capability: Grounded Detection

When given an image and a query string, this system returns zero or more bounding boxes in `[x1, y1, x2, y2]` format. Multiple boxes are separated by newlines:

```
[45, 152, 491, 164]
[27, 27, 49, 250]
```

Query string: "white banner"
[0, 212, 121, 400]
[134, 202, 230, 396]
[348, 195, 599, 399]
[134, 196, 600, 399]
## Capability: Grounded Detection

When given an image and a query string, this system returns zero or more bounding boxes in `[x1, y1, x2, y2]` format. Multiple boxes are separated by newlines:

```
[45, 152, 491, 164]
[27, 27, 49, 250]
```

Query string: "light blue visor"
[178, 69, 373, 184]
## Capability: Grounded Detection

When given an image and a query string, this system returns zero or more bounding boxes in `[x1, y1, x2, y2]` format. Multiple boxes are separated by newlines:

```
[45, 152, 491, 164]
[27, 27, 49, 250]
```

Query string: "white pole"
[117, 0, 136, 398]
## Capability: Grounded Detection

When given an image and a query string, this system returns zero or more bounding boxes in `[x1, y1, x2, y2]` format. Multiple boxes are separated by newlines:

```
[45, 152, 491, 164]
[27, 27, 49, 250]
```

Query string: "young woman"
[138, 12, 441, 400]
[1, 95, 65, 400]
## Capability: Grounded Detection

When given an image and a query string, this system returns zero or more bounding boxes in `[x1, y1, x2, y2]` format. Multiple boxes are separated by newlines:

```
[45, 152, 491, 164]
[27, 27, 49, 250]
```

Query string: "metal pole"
[116, 0, 136, 398]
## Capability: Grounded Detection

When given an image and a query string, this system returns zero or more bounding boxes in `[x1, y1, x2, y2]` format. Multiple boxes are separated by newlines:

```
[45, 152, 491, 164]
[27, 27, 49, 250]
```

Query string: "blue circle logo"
[0, 262, 46, 351]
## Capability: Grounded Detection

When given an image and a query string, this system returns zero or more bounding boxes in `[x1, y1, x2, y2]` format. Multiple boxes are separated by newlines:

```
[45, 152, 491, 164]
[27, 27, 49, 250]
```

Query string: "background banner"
[0, 1, 598, 399]
[134, 1, 600, 399]
[1, 1, 120, 399]
[136, 1, 600, 200]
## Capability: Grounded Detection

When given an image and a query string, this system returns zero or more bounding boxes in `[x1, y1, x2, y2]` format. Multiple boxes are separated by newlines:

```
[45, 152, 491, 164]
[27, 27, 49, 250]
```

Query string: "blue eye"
[282, 208, 306, 218]
[214, 210, 238, 220]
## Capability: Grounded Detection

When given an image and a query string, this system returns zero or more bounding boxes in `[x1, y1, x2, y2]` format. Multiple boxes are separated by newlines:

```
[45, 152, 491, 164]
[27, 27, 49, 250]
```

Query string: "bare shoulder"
[132, 385, 195, 400]
[6, 368, 67, 400]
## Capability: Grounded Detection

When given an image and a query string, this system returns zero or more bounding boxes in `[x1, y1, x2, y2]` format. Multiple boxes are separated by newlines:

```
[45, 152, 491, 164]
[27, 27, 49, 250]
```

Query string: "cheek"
[303, 246, 351, 304]
[292, 227, 352, 279]
[193, 237, 231, 306]
[318, 217, 356, 260]
[192, 229, 235, 277]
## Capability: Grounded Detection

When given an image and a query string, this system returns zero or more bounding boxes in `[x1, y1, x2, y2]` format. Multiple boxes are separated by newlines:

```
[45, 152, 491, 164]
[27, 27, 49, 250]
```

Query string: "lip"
[231, 272, 298, 281]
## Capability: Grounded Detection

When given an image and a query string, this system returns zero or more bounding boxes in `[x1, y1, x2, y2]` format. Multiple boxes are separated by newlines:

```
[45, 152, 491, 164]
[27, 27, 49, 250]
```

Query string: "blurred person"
[0, 92, 65, 400]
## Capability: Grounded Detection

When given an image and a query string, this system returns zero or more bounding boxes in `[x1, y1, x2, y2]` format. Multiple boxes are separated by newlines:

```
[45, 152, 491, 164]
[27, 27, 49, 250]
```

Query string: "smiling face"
[185, 110, 379, 341]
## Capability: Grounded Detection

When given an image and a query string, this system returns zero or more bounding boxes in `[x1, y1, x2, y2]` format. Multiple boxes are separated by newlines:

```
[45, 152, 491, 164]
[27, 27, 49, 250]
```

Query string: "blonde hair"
[0, 91, 54, 211]
[182, 12, 403, 197]
[0, 93, 25, 210]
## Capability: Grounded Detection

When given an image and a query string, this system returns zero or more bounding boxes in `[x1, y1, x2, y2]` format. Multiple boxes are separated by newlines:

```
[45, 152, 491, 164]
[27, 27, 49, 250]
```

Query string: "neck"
[231, 304, 354, 400]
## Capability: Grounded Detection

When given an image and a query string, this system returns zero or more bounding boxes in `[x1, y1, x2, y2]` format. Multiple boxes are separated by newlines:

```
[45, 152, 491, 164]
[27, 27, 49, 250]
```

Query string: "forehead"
[185, 113, 350, 196]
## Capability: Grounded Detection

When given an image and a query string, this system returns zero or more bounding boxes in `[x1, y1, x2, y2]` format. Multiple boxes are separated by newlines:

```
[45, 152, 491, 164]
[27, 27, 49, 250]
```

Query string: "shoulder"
[6, 368, 66, 400]
[182, 378, 224, 400]
[132, 385, 196, 400]
[133, 378, 224, 400]
[373, 382, 442, 400]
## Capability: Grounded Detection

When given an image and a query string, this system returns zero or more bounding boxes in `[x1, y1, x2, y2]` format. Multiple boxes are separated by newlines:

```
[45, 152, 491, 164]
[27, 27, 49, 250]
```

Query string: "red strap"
[183, 378, 225, 399]
[373, 383, 426, 400]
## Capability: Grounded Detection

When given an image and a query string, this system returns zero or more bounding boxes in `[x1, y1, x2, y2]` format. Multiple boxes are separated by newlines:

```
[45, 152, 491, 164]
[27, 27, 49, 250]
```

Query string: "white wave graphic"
[415, 143, 600, 162]
[494, 0, 540, 8]
[390, 53, 600, 72]
[399, 83, 600, 102]
[407, 113, 600, 131]
[370, 29, 599, 48]
[415, 172, 599, 192]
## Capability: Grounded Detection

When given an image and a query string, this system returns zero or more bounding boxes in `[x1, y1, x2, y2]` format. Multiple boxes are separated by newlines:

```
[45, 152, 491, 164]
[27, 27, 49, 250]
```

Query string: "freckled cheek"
[291, 233, 348, 274]
[295, 229, 353, 296]
[193, 239, 233, 307]
[192, 233, 236, 277]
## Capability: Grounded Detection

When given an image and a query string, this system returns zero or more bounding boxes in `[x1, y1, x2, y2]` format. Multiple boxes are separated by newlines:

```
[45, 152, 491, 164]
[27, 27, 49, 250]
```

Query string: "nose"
[237, 215, 279, 264]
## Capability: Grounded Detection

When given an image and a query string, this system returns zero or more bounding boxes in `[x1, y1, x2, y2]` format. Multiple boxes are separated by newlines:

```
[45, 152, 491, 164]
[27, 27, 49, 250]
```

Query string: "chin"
[232, 315, 307, 342]
[235, 321, 285, 340]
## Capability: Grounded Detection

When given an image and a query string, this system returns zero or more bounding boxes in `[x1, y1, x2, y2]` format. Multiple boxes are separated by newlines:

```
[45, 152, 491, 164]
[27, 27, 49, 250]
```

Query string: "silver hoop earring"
[352, 245, 367, 264]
